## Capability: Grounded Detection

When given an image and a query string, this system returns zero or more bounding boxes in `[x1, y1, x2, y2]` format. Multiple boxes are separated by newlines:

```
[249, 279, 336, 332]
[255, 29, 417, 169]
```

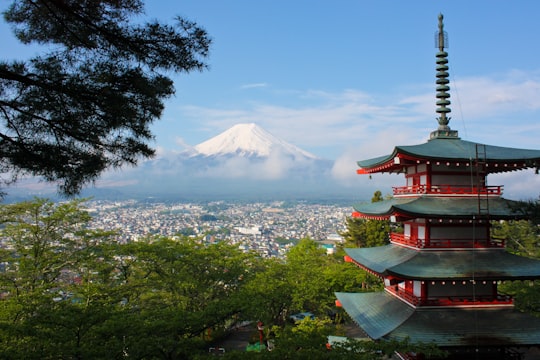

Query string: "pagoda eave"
[357, 163, 405, 175]
[352, 197, 530, 221]
[357, 139, 540, 176]
[345, 245, 540, 280]
[344, 255, 383, 278]
[335, 291, 540, 346]
[351, 211, 392, 221]
[357, 159, 538, 176]
[384, 270, 540, 282]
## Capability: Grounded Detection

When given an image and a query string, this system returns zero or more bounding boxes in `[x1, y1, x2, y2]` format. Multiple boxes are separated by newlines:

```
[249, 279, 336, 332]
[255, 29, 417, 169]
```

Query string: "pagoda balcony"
[392, 184, 503, 196]
[390, 232, 505, 249]
[386, 286, 513, 307]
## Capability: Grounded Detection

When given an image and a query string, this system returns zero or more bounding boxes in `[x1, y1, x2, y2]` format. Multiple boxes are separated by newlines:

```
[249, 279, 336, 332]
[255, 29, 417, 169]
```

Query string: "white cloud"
[173, 137, 193, 150]
[240, 83, 268, 89]
[172, 69, 540, 162]
[12, 70, 540, 200]
[191, 148, 301, 181]
[490, 170, 540, 200]
[176, 89, 425, 159]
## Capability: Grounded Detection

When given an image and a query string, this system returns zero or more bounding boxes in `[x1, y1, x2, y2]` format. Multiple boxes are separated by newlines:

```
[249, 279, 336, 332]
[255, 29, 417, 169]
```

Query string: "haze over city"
[2, 1, 540, 200]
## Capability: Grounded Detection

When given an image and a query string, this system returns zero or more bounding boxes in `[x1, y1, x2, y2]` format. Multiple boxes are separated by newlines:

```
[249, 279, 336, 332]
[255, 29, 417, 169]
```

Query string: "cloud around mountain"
[8, 122, 538, 202]
[74, 122, 360, 200]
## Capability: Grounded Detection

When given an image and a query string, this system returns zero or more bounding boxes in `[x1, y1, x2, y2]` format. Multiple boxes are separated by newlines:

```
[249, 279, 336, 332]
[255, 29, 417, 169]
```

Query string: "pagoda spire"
[430, 14, 459, 139]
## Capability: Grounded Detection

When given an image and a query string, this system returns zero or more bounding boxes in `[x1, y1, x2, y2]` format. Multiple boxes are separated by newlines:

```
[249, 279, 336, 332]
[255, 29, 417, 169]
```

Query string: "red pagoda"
[336, 14, 540, 360]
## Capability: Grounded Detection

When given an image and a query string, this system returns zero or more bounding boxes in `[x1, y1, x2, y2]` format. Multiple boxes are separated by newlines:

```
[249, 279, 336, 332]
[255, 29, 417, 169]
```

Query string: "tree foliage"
[241, 258, 293, 325]
[492, 219, 540, 258]
[0, 1, 211, 195]
[339, 190, 390, 248]
[494, 198, 540, 315]
[241, 238, 371, 326]
[0, 198, 118, 358]
[371, 190, 384, 203]
[0, 198, 434, 358]
[0, 198, 258, 358]
[340, 216, 390, 248]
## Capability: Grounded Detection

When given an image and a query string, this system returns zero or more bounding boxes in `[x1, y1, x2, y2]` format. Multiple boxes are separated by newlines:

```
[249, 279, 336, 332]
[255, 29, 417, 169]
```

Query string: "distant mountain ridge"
[190, 123, 318, 160]
[8, 123, 368, 201]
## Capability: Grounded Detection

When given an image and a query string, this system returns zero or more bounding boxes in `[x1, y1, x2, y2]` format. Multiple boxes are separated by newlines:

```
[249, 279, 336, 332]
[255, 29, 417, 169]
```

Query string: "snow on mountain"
[8, 123, 364, 201]
[69, 123, 341, 199]
[192, 123, 318, 160]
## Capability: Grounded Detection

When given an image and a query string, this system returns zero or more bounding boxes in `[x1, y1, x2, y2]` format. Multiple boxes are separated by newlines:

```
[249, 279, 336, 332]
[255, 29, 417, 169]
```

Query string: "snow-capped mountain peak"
[192, 123, 318, 159]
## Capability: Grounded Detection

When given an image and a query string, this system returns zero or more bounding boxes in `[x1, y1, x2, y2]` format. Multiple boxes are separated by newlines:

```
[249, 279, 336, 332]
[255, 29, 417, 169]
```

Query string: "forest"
[1, 197, 538, 359]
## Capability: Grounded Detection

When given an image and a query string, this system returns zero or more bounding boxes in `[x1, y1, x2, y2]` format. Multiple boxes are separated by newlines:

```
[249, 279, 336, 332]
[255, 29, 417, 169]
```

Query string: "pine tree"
[0, 1, 211, 195]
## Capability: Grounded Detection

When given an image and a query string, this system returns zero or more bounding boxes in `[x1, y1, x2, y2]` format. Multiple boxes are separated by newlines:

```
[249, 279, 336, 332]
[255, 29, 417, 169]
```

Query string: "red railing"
[392, 184, 503, 196]
[386, 286, 513, 307]
[390, 232, 422, 247]
[390, 232, 505, 249]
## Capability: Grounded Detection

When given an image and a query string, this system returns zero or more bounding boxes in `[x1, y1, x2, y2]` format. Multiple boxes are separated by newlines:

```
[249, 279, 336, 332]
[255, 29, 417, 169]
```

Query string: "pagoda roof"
[352, 196, 525, 220]
[335, 291, 540, 346]
[357, 138, 540, 174]
[345, 244, 540, 280]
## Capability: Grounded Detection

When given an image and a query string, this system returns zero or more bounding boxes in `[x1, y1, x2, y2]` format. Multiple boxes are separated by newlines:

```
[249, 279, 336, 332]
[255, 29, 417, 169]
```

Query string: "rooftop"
[345, 244, 540, 280]
[336, 291, 540, 346]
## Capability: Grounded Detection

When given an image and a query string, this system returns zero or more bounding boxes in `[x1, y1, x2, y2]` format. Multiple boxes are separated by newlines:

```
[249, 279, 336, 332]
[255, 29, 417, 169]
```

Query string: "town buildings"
[87, 200, 348, 257]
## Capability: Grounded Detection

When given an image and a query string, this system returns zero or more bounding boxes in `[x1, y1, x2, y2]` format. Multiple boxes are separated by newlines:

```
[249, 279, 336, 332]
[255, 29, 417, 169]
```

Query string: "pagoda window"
[413, 280, 422, 297]
[429, 224, 488, 248]
[417, 225, 426, 247]
[406, 174, 422, 188]
[406, 164, 428, 175]
[402, 164, 430, 194]
[399, 221, 427, 248]
[427, 281, 494, 300]
[432, 163, 475, 173]
[431, 174, 472, 186]
[404, 223, 410, 237]
[429, 166, 490, 195]
[406, 166, 415, 176]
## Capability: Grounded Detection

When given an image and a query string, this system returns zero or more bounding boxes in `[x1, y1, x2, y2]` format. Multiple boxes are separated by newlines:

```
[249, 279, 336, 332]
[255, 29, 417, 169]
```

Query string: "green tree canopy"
[371, 190, 384, 203]
[495, 198, 540, 315]
[0, 198, 260, 358]
[0, 198, 437, 358]
[0, 1, 211, 195]
[339, 190, 390, 248]
[0, 198, 119, 358]
[339, 215, 390, 248]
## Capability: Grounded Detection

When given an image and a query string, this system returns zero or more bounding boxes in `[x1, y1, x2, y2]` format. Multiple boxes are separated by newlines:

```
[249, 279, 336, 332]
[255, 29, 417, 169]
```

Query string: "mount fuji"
[8, 123, 360, 201]
[189, 123, 318, 160]
[171, 123, 332, 184]
[101, 122, 342, 199]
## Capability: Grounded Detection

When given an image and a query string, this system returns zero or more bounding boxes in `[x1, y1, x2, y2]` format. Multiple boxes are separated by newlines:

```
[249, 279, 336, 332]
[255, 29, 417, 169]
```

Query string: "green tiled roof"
[335, 292, 414, 339]
[358, 138, 540, 170]
[336, 291, 540, 346]
[352, 197, 525, 219]
[345, 245, 540, 280]
[345, 245, 417, 274]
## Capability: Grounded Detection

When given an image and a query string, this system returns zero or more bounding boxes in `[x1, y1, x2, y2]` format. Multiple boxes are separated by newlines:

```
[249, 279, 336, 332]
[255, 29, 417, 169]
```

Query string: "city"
[86, 199, 351, 257]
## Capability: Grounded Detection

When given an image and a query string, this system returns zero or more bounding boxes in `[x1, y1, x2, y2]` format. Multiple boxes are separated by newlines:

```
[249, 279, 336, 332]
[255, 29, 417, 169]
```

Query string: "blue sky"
[2, 1, 540, 198]
[143, 1, 540, 158]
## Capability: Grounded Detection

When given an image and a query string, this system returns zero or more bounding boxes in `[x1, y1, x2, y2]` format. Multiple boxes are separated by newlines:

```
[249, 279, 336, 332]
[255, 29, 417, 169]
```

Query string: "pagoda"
[335, 14, 540, 360]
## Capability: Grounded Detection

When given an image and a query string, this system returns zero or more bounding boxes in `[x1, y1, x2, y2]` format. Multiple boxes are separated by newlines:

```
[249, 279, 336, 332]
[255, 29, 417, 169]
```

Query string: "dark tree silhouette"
[0, 0, 211, 195]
